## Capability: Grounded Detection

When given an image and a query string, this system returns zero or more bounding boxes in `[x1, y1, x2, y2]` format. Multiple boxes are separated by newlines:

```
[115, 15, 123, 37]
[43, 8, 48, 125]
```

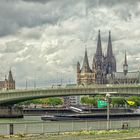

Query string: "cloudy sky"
[0, 0, 140, 88]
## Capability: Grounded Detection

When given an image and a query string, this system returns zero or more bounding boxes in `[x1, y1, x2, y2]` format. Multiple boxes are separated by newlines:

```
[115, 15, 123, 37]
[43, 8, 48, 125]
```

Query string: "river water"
[0, 116, 97, 140]
[0, 115, 42, 123]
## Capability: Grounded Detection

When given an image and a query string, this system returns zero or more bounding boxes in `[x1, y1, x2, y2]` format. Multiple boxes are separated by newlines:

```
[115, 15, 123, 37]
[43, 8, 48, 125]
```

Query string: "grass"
[1, 128, 140, 140]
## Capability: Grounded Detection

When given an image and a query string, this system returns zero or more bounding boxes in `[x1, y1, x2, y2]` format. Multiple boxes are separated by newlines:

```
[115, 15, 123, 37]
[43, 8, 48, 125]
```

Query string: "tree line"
[81, 96, 140, 107]
[20, 96, 140, 107]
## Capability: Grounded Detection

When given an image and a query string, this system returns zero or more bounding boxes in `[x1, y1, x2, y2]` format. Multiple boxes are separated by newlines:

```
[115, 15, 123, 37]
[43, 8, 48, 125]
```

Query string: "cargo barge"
[41, 112, 140, 121]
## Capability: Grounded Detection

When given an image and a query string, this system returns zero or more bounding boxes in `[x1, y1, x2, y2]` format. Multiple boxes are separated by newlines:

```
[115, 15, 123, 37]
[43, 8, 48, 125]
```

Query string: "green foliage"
[81, 96, 128, 107]
[81, 96, 89, 104]
[94, 95, 105, 101]
[80, 96, 97, 106]
[20, 97, 63, 106]
[107, 96, 140, 107]
[21, 98, 48, 105]
[46, 97, 63, 106]
[111, 97, 125, 106]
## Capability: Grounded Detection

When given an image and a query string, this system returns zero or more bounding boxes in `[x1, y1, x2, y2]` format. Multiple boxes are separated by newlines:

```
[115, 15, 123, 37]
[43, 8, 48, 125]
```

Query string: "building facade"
[0, 70, 15, 90]
[107, 52, 140, 84]
[77, 30, 140, 85]
[63, 96, 81, 107]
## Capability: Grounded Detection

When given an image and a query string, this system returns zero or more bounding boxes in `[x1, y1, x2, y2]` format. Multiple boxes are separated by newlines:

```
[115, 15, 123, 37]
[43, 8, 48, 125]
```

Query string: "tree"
[81, 96, 89, 104]
[46, 97, 63, 107]
[80, 96, 96, 106]
[111, 97, 125, 107]
[21, 98, 48, 105]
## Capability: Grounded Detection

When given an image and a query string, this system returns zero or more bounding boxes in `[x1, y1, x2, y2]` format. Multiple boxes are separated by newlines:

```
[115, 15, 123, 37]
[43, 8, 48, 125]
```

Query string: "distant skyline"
[0, 0, 140, 87]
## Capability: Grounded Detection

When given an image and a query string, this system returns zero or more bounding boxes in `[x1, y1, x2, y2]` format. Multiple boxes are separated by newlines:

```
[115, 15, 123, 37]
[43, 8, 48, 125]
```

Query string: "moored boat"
[41, 111, 140, 121]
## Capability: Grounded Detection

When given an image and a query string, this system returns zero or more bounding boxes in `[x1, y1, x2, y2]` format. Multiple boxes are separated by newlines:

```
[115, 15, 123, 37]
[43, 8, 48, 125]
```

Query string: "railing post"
[24, 124, 27, 134]
[86, 120, 88, 131]
[42, 123, 44, 133]
[9, 123, 14, 135]
[97, 121, 100, 130]
[58, 123, 60, 134]
[72, 121, 74, 132]
[110, 120, 111, 130]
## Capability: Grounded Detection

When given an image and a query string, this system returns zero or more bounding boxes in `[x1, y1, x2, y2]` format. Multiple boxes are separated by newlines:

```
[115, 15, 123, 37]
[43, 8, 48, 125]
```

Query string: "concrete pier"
[0, 106, 23, 118]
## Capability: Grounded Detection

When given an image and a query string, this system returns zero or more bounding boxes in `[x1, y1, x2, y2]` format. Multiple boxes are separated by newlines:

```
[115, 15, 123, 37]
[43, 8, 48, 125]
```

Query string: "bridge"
[0, 84, 140, 105]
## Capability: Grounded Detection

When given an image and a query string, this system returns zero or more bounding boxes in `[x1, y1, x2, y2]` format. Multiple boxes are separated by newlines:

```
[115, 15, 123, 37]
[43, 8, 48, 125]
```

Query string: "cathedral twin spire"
[77, 30, 116, 85]
[107, 31, 113, 57]
[79, 30, 115, 73]
[96, 30, 102, 56]
[77, 30, 132, 85]
[94, 30, 115, 83]
[96, 30, 113, 58]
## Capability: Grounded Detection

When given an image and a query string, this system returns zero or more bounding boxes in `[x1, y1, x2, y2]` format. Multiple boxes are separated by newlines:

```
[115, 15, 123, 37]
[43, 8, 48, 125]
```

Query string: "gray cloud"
[0, 0, 84, 37]
[4, 41, 25, 53]
[0, 0, 139, 87]
[22, 0, 52, 4]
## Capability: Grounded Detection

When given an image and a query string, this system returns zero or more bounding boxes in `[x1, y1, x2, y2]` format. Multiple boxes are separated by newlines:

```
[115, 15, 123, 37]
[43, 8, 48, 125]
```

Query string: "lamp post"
[106, 93, 111, 130]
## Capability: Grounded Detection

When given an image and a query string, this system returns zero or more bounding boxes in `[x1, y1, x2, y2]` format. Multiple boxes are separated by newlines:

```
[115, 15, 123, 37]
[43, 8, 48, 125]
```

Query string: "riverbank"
[1, 116, 140, 135]
[23, 108, 133, 115]
[1, 129, 140, 140]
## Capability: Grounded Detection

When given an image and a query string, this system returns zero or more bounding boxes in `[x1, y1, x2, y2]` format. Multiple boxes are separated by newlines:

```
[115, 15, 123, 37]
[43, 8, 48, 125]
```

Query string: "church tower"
[105, 31, 116, 75]
[5, 70, 15, 90]
[93, 30, 104, 84]
[77, 61, 81, 84]
[77, 48, 93, 85]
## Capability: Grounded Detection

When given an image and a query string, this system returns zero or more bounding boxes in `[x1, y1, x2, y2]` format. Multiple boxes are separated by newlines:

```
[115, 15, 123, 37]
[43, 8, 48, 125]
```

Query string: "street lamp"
[106, 93, 111, 130]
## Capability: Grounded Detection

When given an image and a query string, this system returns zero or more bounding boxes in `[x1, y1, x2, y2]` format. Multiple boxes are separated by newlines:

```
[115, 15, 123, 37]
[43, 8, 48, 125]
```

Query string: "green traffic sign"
[97, 100, 108, 108]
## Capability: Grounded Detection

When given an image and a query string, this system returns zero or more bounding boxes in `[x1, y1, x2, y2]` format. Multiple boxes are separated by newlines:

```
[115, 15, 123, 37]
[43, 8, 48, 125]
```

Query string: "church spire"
[107, 31, 113, 57]
[81, 48, 91, 73]
[124, 51, 127, 66]
[123, 51, 128, 75]
[96, 30, 102, 56]
[77, 61, 80, 73]
[8, 69, 14, 82]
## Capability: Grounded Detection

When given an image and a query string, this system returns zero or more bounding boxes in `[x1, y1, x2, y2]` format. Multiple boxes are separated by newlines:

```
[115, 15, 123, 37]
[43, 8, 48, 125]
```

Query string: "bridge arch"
[0, 85, 139, 105]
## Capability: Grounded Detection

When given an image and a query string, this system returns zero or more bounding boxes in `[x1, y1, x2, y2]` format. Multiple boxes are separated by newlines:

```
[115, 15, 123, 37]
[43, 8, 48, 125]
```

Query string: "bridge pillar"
[0, 106, 23, 118]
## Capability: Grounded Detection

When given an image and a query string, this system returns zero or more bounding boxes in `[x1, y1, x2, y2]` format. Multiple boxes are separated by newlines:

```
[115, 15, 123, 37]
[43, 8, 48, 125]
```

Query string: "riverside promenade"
[1, 117, 140, 135]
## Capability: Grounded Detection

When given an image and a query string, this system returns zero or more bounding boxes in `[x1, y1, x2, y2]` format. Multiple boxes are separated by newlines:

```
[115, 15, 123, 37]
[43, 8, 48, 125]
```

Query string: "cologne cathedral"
[77, 30, 140, 85]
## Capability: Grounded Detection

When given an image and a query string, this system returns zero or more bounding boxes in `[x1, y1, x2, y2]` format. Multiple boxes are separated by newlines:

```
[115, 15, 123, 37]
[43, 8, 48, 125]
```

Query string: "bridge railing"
[2, 83, 140, 91]
[0, 84, 139, 96]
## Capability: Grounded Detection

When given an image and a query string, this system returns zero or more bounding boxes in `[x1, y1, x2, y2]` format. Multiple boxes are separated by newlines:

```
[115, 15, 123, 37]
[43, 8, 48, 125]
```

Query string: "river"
[0, 116, 97, 140]
[0, 115, 42, 123]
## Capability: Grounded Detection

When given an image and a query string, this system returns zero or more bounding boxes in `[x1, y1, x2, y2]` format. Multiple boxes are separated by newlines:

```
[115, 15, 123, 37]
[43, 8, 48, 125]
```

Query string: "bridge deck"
[0, 84, 139, 105]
